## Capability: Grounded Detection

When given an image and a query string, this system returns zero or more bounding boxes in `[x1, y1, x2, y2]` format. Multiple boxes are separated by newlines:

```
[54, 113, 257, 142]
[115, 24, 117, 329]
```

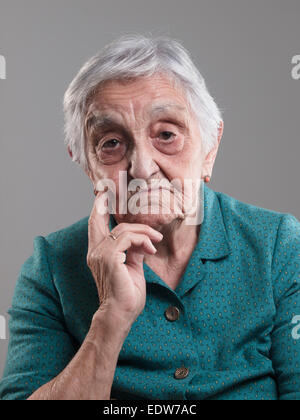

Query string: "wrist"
[95, 301, 136, 330]
[89, 305, 133, 346]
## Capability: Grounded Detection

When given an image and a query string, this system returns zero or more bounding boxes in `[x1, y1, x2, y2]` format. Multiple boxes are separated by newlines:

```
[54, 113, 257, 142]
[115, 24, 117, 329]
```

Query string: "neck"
[147, 217, 201, 263]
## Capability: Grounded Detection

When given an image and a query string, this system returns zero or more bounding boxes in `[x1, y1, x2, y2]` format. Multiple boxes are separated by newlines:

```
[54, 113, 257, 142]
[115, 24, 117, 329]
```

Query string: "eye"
[159, 131, 175, 141]
[95, 136, 127, 165]
[102, 138, 120, 149]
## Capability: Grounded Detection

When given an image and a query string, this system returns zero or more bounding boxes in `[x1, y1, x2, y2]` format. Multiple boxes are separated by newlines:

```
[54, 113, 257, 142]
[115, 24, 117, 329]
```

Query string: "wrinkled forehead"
[84, 73, 195, 126]
[85, 102, 190, 131]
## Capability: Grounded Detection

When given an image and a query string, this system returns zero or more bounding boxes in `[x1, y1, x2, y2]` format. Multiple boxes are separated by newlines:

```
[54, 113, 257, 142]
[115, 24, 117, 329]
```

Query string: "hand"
[87, 191, 164, 323]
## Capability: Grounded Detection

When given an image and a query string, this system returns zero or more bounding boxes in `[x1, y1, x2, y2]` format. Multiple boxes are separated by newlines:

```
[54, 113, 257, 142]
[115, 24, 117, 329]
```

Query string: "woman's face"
[84, 73, 220, 228]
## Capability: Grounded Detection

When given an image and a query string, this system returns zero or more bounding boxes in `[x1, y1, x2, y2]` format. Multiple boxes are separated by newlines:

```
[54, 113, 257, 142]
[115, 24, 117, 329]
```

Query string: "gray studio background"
[0, 0, 299, 376]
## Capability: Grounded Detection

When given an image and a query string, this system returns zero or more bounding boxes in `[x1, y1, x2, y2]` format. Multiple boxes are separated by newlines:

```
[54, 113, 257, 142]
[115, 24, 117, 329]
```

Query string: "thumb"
[88, 190, 110, 251]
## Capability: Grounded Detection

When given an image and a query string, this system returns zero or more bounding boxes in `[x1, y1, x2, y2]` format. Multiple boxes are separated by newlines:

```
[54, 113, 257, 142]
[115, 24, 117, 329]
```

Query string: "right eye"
[102, 139, 120, 149]
[95, 137, 127, 165]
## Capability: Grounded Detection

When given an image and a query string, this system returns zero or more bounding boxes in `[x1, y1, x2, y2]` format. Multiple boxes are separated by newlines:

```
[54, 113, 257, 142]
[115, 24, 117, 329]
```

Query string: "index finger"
[88, 190, 111, 250]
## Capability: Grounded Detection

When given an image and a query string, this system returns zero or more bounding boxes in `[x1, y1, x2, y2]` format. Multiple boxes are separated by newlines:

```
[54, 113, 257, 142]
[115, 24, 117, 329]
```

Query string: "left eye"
[159, 131, 175, 140]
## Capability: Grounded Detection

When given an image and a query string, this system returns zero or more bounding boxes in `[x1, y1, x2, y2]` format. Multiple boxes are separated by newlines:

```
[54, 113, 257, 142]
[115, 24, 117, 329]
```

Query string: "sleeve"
[270, 213, 300, 400]
[0, 236, 77, 400]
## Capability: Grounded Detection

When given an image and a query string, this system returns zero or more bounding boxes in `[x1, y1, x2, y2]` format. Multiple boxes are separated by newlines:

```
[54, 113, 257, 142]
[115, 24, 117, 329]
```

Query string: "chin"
[114, 211, 183, 228]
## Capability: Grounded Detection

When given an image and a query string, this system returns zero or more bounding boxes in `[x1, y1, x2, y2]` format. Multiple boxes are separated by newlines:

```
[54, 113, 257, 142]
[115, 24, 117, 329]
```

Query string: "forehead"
[86, 73, 192, 118]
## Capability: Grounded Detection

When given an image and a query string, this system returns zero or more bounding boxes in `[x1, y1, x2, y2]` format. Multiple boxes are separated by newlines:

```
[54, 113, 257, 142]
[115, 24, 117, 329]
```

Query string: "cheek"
[90, 165, 107, 182]
[166, 146, 203, 177]
[91, 165, 121, 195]
[182, 143, 203, 172]
[166, 154, 202, 185]
[88, 154, 124, 180]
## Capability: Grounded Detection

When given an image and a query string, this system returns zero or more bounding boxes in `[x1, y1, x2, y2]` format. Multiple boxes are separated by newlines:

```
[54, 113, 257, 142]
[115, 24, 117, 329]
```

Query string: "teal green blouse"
[1, 185, 300, 400]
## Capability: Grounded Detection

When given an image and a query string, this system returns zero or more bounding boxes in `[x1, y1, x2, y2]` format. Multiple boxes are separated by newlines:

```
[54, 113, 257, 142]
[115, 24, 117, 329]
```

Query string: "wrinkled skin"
[70, 72, 223, 293]
[83, 73, 222, 230]
[28, 72, 224, 402]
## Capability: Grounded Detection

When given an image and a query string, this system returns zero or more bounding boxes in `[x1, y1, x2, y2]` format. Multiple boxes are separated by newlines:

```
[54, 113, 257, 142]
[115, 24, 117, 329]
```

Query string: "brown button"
[164, 306, 180, 322]
[174, 366, 189, 379]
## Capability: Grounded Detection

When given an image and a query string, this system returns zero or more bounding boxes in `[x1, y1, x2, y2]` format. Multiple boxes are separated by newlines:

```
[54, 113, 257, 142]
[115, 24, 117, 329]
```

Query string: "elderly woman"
[1, 35, 300, 401]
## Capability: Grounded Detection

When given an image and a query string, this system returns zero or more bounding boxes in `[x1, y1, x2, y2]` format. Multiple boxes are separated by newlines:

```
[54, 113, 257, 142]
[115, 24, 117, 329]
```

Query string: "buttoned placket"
[109, 183, 232, 399]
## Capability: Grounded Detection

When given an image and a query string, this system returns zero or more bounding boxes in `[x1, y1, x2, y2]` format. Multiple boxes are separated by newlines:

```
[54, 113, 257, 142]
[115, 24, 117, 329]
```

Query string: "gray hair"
[63, 34, 223, 172]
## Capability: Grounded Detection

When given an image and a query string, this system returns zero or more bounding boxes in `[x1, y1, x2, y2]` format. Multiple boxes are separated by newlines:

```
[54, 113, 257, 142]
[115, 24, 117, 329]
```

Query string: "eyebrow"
[86, 103, 188, 131]
[149, 103, 187, 116]
[86, 114, 118, 131]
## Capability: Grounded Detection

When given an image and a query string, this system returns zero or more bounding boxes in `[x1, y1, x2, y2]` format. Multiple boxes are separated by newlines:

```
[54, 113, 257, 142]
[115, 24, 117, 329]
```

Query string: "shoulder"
[44, 215, 89, 244]
[42, 215, 89, 259]
[215, 188, 299, 234]
[215, 189, 286, 227]
[18, 215, 89, 281]
[18, 216, 90, 282]
[214, 188, 300, 259]
[15, 216, 91, 310]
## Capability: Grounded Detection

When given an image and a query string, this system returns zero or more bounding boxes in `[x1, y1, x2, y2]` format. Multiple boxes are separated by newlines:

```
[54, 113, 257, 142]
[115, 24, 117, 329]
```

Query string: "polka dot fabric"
[0, 184, 299, 400]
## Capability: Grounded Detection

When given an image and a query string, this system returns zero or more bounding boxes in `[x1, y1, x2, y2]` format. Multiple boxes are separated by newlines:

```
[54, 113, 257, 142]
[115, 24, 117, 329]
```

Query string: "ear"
[202, 120, 224, 178]
[217, 120, 224, 143]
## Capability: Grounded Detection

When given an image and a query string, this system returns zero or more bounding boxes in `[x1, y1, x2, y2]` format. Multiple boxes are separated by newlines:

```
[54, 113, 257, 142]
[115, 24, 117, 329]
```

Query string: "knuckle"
[116, 229, 130, 239]
[139, 233, 149, 243]
[111, 222, 129, 235]
[96, 250, 105, 263]
[87, 248, 105, 265]
[132, 232, 144, 241]
[110, 223, 154, 239]
[86, 250, 95, 265]
[87, 218, 94, 231]
[146, 225, 154, 233]
[86, 254, 92, 267]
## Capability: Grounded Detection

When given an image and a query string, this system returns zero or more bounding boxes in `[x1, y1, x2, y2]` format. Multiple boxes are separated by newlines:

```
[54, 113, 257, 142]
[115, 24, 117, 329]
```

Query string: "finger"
[111, 223, 163, 243]
[125, 247, 145, 269]
[112, 232, 157, 255]
[88, 190, 111, 250]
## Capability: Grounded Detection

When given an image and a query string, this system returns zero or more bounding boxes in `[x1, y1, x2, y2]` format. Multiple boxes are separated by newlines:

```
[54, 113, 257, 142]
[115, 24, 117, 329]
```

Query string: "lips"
[136, 187, 174, 195]
[126, 185, 175, 200]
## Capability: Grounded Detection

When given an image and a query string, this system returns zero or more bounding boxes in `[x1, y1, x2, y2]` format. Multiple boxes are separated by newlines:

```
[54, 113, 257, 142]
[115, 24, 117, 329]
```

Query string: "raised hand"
[87, 190, 163, 324]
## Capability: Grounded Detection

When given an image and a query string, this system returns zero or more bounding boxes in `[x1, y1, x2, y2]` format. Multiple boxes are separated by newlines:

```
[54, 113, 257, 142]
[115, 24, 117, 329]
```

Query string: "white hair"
[63, 34, 223, 172]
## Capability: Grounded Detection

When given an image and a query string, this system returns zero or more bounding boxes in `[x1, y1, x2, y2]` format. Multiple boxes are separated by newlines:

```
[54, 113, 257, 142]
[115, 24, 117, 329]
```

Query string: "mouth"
[132, 187, 177, 199]
[125, 185, 177, 201]
[138, 187, 172, 194]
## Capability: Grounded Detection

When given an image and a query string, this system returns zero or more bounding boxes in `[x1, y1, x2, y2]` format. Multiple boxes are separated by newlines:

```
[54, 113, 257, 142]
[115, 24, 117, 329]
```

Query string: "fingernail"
[151, 243, 157, 253]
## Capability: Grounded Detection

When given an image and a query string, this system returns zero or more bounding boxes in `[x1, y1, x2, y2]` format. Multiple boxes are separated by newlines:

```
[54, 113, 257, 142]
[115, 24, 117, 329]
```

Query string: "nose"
[128, 143, 158, 180]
